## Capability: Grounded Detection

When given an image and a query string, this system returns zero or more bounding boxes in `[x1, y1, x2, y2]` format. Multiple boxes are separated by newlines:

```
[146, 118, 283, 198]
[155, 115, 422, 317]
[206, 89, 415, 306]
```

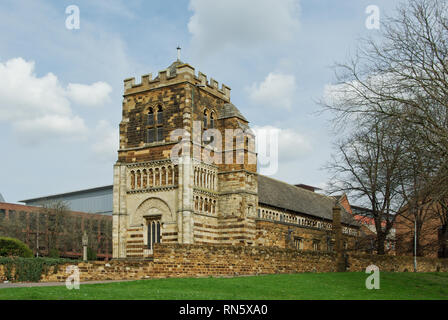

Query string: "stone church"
[112, 59, 359, 259]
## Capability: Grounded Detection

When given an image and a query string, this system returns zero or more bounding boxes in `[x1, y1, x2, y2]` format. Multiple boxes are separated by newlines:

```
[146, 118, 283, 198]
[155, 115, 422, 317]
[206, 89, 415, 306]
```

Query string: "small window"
[203, 109, 208, 128]
[313, 240, 320, 251]
[210, 112, 215, 128]
[327, 239, 334, 252]
[147, 128, 155, 143]
[147, 108, 154, 125]
[157, 106, 163, 125]
[294, 237, 303, 250]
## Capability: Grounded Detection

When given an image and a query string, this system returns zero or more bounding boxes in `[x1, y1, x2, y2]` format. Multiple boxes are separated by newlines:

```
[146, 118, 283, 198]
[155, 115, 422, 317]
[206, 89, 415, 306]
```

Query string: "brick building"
[0, 202, 112, 260]
[395, 201, 445, 258]
[113, 60, 360, 259]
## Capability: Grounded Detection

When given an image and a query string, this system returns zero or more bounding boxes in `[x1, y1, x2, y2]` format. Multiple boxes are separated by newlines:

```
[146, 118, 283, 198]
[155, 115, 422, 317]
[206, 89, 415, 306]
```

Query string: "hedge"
[0, 257, 79, 282]
[0, 237, 33, 258]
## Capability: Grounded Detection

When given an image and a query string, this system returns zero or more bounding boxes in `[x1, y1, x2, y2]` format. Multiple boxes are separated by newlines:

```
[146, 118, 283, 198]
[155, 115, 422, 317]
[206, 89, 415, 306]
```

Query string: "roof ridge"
[258, 174, 333, 201]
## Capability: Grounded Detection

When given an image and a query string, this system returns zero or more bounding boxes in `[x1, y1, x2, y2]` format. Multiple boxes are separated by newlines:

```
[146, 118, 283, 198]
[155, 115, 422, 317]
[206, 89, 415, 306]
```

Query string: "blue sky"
[0, 0, 401, 203]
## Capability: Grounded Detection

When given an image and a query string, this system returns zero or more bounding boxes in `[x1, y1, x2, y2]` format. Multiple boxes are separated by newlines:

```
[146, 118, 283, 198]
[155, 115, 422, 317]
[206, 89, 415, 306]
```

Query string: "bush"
[0, 257, 79, 282]
[0, 237, 33, 258]
[48, 248, 60, 258]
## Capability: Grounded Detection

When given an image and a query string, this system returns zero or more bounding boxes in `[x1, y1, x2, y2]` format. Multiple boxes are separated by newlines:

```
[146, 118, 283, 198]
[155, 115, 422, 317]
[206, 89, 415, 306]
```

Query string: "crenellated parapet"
[123, 62, 231, 101]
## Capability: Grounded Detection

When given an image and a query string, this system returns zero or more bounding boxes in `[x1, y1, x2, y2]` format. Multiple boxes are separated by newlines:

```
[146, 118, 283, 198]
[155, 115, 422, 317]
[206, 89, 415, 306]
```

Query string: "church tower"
[112, 58, 257, 259]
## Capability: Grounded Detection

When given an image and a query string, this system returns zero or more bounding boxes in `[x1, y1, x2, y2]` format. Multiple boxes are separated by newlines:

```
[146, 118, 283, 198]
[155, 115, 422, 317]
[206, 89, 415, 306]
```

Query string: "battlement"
[123, 62, 231, 101]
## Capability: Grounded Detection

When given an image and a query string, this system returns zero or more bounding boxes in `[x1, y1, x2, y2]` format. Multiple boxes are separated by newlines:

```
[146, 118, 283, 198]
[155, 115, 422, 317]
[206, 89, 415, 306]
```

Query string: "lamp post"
[414, 218, 418, 272]
[82, 231, 88, 262]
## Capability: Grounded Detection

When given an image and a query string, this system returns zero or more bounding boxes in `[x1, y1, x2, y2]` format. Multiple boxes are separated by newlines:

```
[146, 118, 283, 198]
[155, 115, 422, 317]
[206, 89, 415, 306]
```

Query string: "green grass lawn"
[0, 272, 447, 300]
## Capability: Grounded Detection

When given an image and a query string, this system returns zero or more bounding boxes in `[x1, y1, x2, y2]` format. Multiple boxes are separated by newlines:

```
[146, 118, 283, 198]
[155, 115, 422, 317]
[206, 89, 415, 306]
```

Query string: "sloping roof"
[258, 175, 359, 226]
[20, 185, 113, 203]
[218, 103, 248, 122]
[0, 193, 4, 202]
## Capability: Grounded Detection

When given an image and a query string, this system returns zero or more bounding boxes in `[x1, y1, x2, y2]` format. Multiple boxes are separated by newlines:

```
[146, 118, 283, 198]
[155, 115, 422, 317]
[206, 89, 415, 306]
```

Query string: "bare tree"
[323, 0, 448, 256]
[39, 200, 71, 256]
[325, 118, 407, 254]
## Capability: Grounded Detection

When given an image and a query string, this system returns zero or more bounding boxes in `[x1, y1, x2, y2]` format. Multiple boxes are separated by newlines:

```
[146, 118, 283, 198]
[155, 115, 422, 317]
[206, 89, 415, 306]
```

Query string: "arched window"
[147, 108, 154, 125]
[146, 105, 164, 143]
[142, 169, 147, 188]
[136, 170, 141, 188]
[157, 105, 163, 125]
[203, 109, 208, 128]
[156, 105, 164, 142]
[146, 108, 155, 143]
[130, 171, 135, 190]
[148, 169, 154, 187]
[210, 112, 215, 128]
[161, 167, 167, 185]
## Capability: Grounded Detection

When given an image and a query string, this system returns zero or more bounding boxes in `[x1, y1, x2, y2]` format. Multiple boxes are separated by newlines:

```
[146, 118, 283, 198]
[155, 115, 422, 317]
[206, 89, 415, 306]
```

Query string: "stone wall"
[151, 243, 336, 278]
[347, 253, 448, 272]
[2, 243, 448, 283]
[255, 219, 357, 250]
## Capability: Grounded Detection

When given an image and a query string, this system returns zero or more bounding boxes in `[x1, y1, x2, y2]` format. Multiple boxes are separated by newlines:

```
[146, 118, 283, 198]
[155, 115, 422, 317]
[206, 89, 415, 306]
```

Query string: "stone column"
[180, 156, 194, 243]
[112, 163, 128, 259]
[177, 86, 195, 244]
[332, 204, 345, 272]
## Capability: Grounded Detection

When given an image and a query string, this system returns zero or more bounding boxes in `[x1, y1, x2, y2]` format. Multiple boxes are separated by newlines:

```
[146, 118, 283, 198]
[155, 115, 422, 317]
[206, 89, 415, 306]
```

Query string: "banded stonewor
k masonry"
[112, 59, 359, 259]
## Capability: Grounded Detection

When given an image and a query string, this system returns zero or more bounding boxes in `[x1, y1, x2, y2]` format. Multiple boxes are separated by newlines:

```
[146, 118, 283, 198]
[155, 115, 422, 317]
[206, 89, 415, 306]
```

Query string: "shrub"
[0, 237, 33, 258]
[0, 257, 79, 282]
[48, 248, 60, 258]
[87, 247, 97, 261]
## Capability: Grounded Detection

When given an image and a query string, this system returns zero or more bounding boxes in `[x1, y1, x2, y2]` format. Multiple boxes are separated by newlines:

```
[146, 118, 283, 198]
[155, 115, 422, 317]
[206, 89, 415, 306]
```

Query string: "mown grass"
[0, 272, 447, 300]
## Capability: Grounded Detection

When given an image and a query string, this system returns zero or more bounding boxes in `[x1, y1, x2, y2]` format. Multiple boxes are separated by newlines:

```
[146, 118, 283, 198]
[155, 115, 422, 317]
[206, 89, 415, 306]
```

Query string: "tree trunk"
[416, 221, 424, 257]
[376, 233, 386, 255]
[438, 224, 448, 258]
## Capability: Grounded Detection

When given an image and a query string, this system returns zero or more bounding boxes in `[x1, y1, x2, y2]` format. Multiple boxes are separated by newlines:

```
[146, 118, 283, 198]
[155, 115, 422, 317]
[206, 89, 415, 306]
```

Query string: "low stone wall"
[2, 243, 448, 283]
[43, 260, 154, 282]
[347, 253, 448, 272]
[151, 244, 336, 278]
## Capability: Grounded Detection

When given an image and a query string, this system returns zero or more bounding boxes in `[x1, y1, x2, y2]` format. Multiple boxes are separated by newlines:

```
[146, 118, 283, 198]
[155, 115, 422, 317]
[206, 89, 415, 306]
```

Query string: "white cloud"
[323, 72, 405, 108]
[14, 115, 88, 145]
[248, 73, 297, 110]
[253, 125, 311, 163]
[0, 58, 71, 121]
[91, 120, 119, 162]
[0, 57, 112, 144]
[67, 82, 112, 107]
[188, 0, 300, 52]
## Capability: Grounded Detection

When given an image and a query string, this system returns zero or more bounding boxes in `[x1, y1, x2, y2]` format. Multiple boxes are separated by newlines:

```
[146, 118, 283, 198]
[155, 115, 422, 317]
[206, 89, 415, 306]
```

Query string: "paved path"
[0, 279, 135, 289]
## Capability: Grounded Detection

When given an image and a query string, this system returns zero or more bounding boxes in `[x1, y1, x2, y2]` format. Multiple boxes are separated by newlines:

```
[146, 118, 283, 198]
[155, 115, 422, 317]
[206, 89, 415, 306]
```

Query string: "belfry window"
[146, 105, 164, 143]
[157, 105, 163, 125]
[147, 108, 154, 125]
[147, 128, 155, 143]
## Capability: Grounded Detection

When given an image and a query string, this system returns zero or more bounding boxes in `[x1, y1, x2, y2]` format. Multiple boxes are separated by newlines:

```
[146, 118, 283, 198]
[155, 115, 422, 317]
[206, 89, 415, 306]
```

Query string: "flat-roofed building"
[21, 185, 113, 215]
